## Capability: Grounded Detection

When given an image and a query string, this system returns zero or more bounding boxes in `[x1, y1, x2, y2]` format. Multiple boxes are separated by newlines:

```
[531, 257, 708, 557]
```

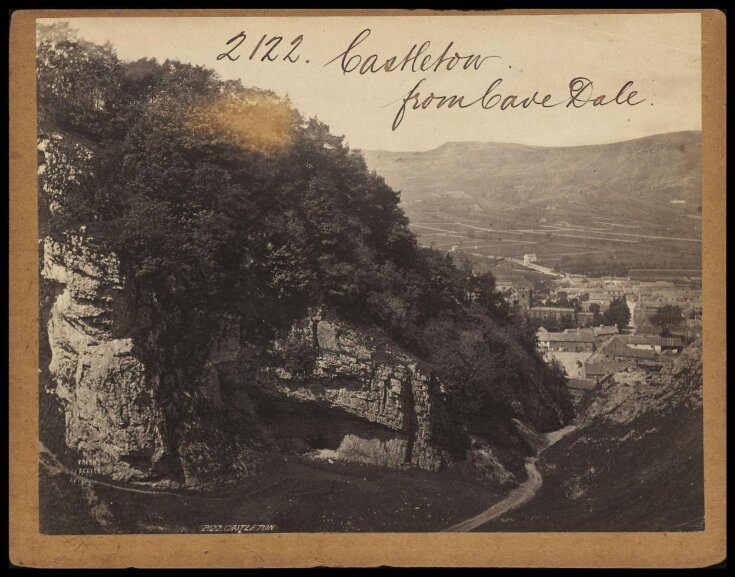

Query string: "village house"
[536, 329, 595, 352]
[582, 360, 633, 380]
[580, 299, 611, 313]
[528, 306, 576, 324]
[615, 334, 684, 353]
[523, 253, 538, 266]
[543, 348, 594, 379]
[593, 325, 619, 339]
[595, 336, 663, 367]
[576, 311, 595, 327]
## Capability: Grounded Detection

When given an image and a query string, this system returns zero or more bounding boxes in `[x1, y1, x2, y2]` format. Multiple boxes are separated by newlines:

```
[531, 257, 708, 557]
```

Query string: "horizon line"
[356, 129, 702, 154]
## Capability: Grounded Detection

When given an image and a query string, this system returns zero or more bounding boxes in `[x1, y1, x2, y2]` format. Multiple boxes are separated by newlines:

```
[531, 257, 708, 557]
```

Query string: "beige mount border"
[9, 9, 726, 568]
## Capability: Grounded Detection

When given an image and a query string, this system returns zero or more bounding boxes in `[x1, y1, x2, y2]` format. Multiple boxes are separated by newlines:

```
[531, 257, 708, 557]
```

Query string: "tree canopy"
[37, 26, 568, 423]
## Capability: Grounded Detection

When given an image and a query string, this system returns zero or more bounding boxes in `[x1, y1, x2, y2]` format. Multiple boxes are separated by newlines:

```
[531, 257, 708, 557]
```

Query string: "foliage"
[649, 305, 684, 336]
[602, 296, 631, 331]
[529, 315, 577, 333]
[589, 302, 603, 325]
[37, 29, 562, 422]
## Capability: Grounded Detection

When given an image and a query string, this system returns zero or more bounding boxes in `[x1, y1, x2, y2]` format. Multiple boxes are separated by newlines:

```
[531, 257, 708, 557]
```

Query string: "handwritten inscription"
[201, 524, 277, 533]
[323, 28, 500, 75]
[216, 28, 648, 131]
[392, 77, 644, 130]
[218, 32, 304, 63]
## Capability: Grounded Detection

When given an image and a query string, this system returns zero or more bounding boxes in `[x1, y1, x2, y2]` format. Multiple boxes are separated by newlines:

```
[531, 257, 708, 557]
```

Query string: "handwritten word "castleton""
[325, 29, 501, 75]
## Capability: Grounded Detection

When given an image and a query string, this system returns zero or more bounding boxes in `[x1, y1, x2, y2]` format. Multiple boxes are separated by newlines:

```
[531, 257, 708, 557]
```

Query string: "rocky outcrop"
[477, 340, 704, 531]
[256, 314, 447, 471]
[41, 232, 452, 487]
[42, 237, 258, 488]
[42, 235, 169, 483]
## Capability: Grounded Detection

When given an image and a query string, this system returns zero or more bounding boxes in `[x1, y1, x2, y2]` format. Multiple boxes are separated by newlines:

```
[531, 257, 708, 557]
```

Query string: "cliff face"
[254, 315, 446, 471]
[43, 235, 169, 483]
[41, 239, 446, 482]
[42, 234, 580, 490]
[41, 237, 258, 489]
[41, 233, 452, 479]
[37, 130, 573, 489]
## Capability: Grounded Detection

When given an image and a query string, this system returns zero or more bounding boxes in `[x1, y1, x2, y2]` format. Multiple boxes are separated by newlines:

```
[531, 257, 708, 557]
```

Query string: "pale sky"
[42, 13, 702, 151]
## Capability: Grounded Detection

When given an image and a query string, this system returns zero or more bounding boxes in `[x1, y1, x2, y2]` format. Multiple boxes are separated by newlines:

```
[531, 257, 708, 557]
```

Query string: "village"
[497, 255, 702, 404]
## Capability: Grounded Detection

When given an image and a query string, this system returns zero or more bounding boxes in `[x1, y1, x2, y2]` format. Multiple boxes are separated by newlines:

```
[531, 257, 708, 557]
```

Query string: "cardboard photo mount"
[9, 8, 727, 568]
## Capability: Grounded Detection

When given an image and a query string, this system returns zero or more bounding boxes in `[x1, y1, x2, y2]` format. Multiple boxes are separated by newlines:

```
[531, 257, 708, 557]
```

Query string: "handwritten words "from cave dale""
[216, 28, 647, 131]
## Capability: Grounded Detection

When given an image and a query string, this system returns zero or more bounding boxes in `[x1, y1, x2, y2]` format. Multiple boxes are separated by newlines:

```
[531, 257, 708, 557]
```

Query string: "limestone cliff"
[41, 238, 449, 482]
[42, 235, 169, 483]
[41, 236, 256, 488]
[37, 129, 572, 488]
[255, 314, 447, 471]
[41, 233, 579, 491]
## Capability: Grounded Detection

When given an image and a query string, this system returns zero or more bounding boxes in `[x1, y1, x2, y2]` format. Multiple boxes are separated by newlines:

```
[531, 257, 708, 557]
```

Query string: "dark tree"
[589, 302, 602, 325]
[649, 305, 684, 336]
[602, 296, 631, 331]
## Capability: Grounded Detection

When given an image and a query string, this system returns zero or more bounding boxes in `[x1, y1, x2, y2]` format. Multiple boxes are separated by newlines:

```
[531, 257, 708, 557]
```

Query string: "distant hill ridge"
[362, 131, 701, 210]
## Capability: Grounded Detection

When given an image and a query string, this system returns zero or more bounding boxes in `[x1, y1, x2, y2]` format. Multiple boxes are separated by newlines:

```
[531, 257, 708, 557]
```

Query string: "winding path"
[443, 424, 577, 532]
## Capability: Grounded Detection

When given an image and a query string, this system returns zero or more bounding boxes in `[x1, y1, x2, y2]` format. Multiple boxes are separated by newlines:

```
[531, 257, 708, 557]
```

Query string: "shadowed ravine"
[444, 424, 577, 532]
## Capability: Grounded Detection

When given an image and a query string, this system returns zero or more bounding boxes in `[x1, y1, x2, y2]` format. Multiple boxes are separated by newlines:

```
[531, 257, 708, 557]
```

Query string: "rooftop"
[599, 336, 659, 359]
[593, 325, 619, 336]
[538, 332, 596, 343]
[584, 360, 633, 375]
[567, 377, 597, 390]
[616, 334, 682, 347]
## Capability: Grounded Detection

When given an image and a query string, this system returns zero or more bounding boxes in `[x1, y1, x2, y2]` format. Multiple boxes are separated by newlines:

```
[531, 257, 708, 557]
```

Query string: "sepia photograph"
[34, 12, 707, 535]
[9, 8, 726, 568]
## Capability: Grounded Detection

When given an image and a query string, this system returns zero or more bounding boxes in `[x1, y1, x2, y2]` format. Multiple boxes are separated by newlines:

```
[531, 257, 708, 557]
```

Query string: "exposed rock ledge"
[42, 235, 565, 488]
[255, 314, 449, 471]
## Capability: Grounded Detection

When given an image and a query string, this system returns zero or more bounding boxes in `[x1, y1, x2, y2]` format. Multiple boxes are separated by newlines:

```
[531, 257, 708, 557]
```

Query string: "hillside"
[363, 133, 702, 278]
[362, 132, 701, 212]
[478, 341, 704, 531]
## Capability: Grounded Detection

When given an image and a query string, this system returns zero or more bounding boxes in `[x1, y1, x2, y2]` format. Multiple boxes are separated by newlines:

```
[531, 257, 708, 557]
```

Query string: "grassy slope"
[363, 132, 702, 276]
[479, 404, 704, 531]
[478, 344, 704, 532]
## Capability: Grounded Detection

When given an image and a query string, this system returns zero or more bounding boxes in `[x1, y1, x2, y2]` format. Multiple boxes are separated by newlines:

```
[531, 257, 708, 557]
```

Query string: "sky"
[42, 13, 702, 152]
